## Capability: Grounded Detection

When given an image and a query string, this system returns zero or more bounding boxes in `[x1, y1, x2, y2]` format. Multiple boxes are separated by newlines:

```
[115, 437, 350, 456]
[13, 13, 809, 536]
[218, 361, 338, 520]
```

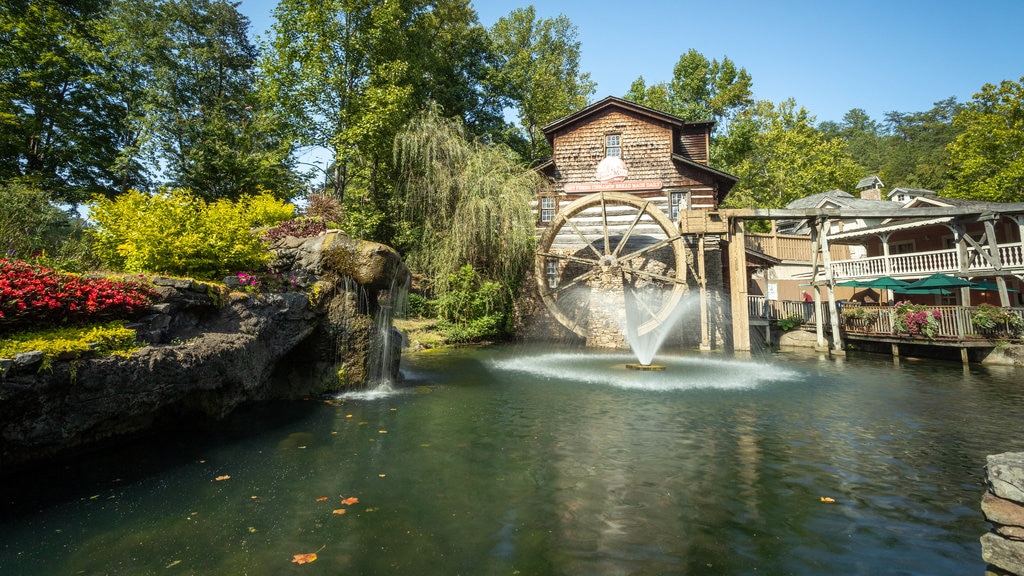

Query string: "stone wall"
[982, 452, 1024, 575]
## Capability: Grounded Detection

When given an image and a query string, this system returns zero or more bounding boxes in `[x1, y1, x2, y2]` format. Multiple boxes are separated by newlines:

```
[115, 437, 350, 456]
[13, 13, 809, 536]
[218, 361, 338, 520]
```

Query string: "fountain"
[619, 286, 697, 369]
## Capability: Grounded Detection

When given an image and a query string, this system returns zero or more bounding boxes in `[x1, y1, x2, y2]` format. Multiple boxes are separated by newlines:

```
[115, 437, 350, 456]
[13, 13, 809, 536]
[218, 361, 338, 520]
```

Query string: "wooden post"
[729, 218, 750, 352]
[809, 223, 826, 349]
[997, 276, 1011, 308]
[698, 235, 711, 350]
[818, 218, 845, 355]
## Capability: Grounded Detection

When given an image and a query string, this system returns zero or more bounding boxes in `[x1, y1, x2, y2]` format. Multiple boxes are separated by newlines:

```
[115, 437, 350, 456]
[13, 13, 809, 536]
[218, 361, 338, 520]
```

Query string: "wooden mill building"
[520, 96, 741, 351]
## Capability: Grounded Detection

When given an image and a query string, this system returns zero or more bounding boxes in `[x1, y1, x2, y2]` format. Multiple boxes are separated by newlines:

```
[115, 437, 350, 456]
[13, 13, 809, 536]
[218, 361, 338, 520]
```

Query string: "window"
[540, 196, 556, 223]
[605, 134, 621, 157]
[670, 191, 686, 219]
[546, 260, 559, 288]
[893, 241, 915, 254]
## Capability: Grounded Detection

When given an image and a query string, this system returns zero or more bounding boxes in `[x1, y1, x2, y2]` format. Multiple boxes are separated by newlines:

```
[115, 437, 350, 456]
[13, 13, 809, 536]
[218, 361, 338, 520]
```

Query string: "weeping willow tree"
[395, 104, 540, 332]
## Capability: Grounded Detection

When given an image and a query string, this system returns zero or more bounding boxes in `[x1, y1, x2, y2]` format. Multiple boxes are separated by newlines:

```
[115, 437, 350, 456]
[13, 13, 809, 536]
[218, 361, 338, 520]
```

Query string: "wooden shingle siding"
[678, 124, 710, 163]
[549, 110, 714, 197]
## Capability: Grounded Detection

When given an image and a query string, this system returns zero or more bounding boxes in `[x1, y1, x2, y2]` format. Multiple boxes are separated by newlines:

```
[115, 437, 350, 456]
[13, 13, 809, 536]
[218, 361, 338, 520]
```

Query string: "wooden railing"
[745, 233, 850, 262]
[830, 243, 1024, 279]
[835, 304, 1024, 340]
[747, 299, 1024, 341]
[748, 297, 830, 327]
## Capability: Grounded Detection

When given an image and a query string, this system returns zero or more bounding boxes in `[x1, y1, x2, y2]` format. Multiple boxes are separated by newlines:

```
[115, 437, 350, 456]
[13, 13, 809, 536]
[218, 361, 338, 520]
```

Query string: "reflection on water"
[1, 345, 1023, 575]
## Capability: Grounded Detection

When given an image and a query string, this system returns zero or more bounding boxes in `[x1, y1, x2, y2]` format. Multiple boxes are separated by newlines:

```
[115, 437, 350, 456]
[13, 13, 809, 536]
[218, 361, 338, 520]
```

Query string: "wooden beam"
[729, 219, 750, 352]
[716, 205, 1024, 221]
[818, 218, 845, 354]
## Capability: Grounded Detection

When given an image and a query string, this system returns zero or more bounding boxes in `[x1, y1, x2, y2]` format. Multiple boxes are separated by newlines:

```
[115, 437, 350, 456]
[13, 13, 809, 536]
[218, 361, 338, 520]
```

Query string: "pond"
[2, 344, 1023, 575]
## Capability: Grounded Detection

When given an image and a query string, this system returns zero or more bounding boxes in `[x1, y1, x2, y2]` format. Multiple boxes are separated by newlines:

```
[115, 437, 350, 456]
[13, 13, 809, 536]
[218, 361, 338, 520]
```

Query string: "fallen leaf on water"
[820, 496, 836, 503]
[215, 475, 230, 481]
[166, 559, 181, 568]
[291, 545, 325, 565]
[378, 430, 388, 434]
[341, 497, 359, 506]
[378, 473, 387, 478]
[248, 526, 258, 533]
[346, 414, 353, 419]
[315, 496, 328, 502]
[332, 508, 346, 515]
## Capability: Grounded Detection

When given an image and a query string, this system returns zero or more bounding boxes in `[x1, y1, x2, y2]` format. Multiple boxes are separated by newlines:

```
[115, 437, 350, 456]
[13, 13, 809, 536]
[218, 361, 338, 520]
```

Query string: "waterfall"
[365, 268, 410, 389]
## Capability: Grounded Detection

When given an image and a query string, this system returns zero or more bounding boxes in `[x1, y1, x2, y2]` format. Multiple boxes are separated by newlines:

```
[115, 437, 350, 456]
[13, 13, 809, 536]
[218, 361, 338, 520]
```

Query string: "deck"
[748, 297, 1024, 362]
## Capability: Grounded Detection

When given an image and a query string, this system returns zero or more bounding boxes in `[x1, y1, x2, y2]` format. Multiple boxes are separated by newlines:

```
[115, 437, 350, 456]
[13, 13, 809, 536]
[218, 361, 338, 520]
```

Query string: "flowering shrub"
[261, 217, 327, 242]
[235, 269, 300, 294]
[0, 259, 155, 334]
[892, 301, 943, 339]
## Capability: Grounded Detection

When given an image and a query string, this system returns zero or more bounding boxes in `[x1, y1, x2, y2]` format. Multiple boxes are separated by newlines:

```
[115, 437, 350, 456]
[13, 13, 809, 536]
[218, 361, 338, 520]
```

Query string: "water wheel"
[534, 191, 688, 339]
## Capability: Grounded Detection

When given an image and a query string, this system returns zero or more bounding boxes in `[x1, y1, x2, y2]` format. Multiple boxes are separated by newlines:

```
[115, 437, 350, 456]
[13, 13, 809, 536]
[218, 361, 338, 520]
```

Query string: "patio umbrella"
[860, 276, 911, 290]
[836, 280, 864, 287]
[970, 280, 1019, 292]
[893, 287, 951, 295]
[904, 273, 974, 290]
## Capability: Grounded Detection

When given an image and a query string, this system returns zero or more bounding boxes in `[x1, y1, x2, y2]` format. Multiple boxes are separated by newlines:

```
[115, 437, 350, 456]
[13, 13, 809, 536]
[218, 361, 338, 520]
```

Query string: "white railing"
[830, 243, 1024, 279]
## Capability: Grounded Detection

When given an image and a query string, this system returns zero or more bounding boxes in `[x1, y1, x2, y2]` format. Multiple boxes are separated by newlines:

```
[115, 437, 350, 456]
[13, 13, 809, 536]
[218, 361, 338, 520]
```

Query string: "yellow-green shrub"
[0, 321, 142, 363]
[88, 189, 294, 279]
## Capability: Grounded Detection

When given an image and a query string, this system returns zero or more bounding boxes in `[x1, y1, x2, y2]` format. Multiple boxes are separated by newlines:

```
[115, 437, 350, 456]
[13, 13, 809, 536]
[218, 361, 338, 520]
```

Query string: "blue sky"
[239, 0, 1023, 125]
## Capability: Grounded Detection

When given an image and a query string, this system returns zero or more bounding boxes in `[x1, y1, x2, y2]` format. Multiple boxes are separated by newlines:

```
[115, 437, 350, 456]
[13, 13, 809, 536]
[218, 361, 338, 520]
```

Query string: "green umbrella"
[904, 273, 973, 290]
[970, 280, 1019, 292]
[861, 276, 911, 290]
[893, 287, 951, 295]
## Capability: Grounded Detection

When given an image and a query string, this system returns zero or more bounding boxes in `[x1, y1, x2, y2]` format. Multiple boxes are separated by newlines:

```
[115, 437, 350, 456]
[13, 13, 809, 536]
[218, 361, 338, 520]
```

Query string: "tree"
[394, 105, 540, 300]
[487, 6, 596, 161]
[624, 49, 752, 129]
[259, 0, 417, 202]
[152, 0, 299, 200]
[721, 100, 863, 210]
[0, 0, 135, 203]
[819, 108, 885, 176]
[881, 97, 961, 192]
[945, 78, 1024, 202]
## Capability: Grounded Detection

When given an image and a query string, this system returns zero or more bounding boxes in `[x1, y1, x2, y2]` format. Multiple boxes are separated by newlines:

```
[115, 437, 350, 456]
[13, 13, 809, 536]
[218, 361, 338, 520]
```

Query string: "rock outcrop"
[0, 231, 408, 473]
[982, 452, 1024, 575]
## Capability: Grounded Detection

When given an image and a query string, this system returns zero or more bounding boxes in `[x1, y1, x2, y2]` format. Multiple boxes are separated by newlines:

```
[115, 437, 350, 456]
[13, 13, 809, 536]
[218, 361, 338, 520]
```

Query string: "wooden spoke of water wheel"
[535, 191, 688, 338]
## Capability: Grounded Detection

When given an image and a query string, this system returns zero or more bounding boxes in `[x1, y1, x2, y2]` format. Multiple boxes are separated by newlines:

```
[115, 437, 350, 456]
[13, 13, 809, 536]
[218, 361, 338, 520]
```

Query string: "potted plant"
[841, 306, 878, 330]
[971, 304, 1024, 338]
[892, 301, 943, 339]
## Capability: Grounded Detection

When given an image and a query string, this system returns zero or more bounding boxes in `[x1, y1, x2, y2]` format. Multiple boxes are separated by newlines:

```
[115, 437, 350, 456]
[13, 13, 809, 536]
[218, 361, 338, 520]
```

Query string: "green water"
[2, 345, 1023, 575]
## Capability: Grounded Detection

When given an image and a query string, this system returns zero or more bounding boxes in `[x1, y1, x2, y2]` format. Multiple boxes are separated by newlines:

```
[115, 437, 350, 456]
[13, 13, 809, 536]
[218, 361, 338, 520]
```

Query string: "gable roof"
[887, 187, 936, 199]
[541, 96, 713, 143]
[857, 175, 883, 190]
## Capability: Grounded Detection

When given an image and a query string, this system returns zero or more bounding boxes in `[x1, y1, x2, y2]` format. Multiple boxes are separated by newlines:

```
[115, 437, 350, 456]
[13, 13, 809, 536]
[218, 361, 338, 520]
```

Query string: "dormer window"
[605, 134, 621, 157]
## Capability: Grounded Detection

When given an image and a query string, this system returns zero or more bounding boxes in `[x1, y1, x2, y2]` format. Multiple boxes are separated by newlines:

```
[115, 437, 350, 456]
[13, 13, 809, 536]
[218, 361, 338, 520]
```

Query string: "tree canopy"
[945, 78, 1024, 202]
[624, 49, 753, 129]
[487, 6, 595, 162]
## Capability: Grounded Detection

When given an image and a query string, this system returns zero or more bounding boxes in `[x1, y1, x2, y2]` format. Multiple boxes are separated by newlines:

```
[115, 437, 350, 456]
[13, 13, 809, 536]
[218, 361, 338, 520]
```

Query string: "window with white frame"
[670, 191, 686, 219]
[540, 196, 556, 223]
[546, 260, 558, 288]
[605, 134, 621, 157]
